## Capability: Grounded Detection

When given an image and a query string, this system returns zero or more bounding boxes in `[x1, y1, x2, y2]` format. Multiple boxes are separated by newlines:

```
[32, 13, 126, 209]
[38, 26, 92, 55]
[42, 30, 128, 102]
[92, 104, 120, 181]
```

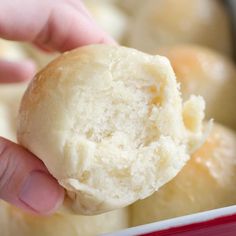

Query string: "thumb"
[0, 137, 64, 215]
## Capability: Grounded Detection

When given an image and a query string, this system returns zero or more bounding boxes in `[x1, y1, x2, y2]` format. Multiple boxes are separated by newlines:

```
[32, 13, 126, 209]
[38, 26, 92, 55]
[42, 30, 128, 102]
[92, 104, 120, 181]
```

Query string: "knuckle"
[0, 138, 10, 172]
[0, 138, 16, 194]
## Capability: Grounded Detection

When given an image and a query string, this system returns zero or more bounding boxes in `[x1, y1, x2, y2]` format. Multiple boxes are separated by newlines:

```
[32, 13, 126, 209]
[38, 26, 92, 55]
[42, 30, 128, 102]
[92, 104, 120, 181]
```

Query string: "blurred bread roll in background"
[84, 0, 127, 42]
[127, 0, 233, 57]
[131, 122, 236, 226]
[116, 0, 144, 16]
[158, 45, 236, 130]
[17, 45, 206, 215]
[0, 84, 27, 141]
[0, 200, 128, 236]
[0, 39, 57, 70]
[23, 44, 58, 70]
[0, 39, 27, 61]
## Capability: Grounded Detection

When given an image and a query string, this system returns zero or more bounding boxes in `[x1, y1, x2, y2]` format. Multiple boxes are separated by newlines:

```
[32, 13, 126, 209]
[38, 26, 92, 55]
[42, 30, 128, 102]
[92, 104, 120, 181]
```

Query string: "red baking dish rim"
[140, 213, 236, 236]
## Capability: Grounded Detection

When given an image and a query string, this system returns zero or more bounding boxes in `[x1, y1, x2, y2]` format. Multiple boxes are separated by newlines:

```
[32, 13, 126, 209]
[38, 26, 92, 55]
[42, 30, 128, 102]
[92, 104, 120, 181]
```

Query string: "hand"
[0, 0, 115, 83]
[0, 138, 64, 215]
[0, 0, 115, 214]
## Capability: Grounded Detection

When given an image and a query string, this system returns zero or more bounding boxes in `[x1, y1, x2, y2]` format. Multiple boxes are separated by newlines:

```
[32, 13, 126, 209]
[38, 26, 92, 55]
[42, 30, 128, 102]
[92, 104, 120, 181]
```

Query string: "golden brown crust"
[158, 45, 236, 129]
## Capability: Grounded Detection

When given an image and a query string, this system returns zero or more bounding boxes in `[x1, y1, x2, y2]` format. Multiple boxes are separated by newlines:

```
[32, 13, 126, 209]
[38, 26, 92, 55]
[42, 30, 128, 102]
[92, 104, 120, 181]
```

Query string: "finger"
[0, 0, 116, 53]
[33, 5, 117, 52]
[0, 137, 64, 215]
[0, 60, 36, 83]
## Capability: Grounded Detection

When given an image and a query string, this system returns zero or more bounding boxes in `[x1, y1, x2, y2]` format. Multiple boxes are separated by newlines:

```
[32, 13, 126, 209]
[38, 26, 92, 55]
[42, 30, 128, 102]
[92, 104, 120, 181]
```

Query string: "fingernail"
[19, 171, 64, 214]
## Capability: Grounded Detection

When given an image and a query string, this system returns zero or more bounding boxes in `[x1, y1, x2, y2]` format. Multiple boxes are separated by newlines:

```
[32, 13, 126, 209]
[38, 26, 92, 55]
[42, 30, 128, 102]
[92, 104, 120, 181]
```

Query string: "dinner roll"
[84, 0, 127, 42]
[0, 201, 128, 236]
[17, 45, 206, 215]
[131, 123, 236, 226]
[127, 0, 233, 56]
[0, 39, 27, 61]
[158, 45, 236, 130]
[0, 84, 27, 141]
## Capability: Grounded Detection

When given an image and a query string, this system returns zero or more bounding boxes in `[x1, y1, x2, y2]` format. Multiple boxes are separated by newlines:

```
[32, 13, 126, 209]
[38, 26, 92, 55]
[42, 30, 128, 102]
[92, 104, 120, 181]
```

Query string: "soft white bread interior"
[17, 45, 206, 215]
[158, 45, 236, 130]
[0, 84, 27, 141]
[0, 200, 128, 236]
[127, 0, 233, 57]
[131, 122, 236, 226]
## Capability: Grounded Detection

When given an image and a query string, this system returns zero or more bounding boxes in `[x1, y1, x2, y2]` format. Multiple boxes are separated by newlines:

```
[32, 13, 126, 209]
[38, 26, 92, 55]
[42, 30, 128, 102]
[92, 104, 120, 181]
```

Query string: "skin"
[0, 0, 115, 215]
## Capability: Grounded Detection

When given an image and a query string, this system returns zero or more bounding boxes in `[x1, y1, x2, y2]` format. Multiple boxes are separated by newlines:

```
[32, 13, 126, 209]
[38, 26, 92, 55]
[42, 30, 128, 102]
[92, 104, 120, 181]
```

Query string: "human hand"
[0, 0, 115, 83]
[0, 138, 64, 215]
[0, 0, 115, 214]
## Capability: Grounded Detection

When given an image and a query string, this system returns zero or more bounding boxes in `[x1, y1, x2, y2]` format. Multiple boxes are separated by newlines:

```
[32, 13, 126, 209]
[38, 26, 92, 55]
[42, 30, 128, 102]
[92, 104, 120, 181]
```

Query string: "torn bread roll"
[17, 45, 206, 215]
[127, 0, 233, 57]
[158, 45, 236, 130]
[0, 200, 128, 236]
[131, 123, 236, 226]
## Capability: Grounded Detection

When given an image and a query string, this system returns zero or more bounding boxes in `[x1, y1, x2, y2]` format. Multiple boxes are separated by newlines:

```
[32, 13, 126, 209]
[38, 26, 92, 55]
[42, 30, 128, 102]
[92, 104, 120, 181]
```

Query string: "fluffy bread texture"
[127, 0, 233, 57]
[158, 45, 236, 130]
[0, 82, 128, 235]
[131, 123, 236, 226]
[18, 45, 206, 215]
[0, 201, 128, 236]
[84, 0, 127, 42]
[0, 84, 27, 141]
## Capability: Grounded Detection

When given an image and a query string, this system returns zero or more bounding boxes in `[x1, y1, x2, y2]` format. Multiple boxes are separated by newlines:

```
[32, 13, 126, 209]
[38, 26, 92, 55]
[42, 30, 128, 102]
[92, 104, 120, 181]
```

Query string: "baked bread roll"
[127, 0, 233, 57]
[17, 45, 206, 215]
[0, 84, 27, 141]
[131, 123, 236, 226]
[84, 0, 127, 42]
[158, 45, 236, 130]
[0, 200, 128, 236]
